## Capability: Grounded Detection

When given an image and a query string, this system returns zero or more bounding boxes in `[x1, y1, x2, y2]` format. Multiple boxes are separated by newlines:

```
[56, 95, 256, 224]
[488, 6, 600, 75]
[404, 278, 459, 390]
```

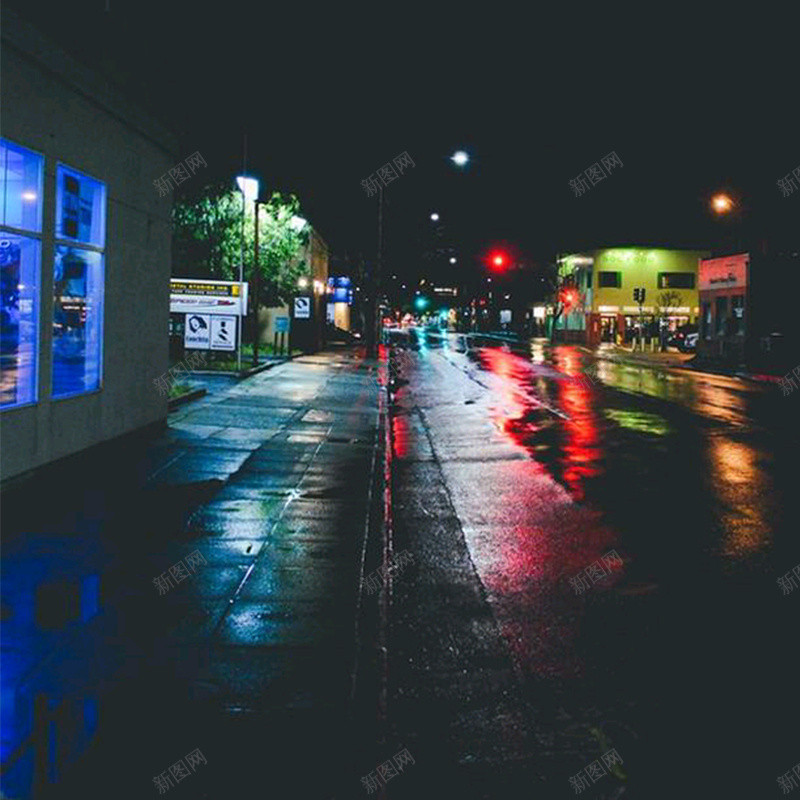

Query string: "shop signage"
[210, 315, 236, 351]
[294, 296, 311, 319]
[184, 313, 211, 349]
[698, 254, 748, 292]
[170, 279, 248, 316]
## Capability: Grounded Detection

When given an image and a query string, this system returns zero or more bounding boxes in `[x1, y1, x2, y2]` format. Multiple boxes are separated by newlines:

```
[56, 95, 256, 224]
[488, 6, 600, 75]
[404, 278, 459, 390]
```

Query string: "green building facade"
[555, 247, 710, 345]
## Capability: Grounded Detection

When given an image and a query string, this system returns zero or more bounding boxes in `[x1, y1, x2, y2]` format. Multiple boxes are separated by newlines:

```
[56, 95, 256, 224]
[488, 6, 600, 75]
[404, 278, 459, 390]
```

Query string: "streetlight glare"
[298, 277, 309, 289]
[451, 150, 469, 166]
[449, 257, 457, 264]
[430, 212, 440, 222]
[236, 175, 259, 202]
[711, 193, 734, 214]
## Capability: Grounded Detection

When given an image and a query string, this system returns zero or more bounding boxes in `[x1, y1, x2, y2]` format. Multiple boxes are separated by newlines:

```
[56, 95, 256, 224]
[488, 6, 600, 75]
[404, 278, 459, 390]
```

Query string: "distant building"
[1, 10, 178, 480]
[259, 226, 329, 353]
[698, 247, 800, 370]
[554, 247, 710, 345]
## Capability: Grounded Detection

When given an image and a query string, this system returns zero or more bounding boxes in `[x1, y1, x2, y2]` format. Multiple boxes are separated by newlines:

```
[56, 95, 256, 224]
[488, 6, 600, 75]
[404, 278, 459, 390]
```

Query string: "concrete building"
[554, 247, 710, 345]
[1, 10, 178, 480]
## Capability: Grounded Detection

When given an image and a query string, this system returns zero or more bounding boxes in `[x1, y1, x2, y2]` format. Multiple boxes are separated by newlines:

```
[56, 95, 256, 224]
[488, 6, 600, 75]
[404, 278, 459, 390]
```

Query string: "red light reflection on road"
[466, 346, 621, 679]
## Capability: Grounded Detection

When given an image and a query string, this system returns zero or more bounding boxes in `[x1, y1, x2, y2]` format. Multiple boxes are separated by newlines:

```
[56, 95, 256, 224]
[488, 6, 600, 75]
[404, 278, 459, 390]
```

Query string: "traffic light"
[633, 287, 646, 303]
[560, 288, 578, 308]
[489, 251, 507, 269]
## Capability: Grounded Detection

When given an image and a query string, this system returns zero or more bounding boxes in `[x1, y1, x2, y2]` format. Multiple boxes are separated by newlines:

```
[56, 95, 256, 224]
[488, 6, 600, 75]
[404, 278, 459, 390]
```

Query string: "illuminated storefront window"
[0, 140, 43, 409]
[52, 165, 106, 398]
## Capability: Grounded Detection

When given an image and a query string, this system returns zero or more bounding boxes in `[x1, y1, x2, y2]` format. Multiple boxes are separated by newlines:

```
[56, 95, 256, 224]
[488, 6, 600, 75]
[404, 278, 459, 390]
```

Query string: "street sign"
[275, 316, 290, 333]
[210, 315, 236, 351]
[294, 296, 311, 319]
[184, 313, 210, 349]
[170, 279, 248, 316]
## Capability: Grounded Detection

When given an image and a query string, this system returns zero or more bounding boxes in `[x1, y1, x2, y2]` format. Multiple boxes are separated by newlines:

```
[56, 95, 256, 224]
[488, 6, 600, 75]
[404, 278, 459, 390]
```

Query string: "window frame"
[0, 139, 45, 411]
[51, 162, 107, 401]
[597, 271, 622, 288]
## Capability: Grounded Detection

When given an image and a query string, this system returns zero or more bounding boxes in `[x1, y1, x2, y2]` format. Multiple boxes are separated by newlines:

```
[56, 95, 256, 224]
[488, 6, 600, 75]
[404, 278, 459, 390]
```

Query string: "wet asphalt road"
[385, 327, 800, 799]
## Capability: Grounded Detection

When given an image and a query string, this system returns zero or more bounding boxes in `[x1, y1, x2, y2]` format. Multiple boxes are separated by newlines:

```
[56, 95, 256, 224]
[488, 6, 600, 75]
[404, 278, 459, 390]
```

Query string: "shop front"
[697, 253, 748, 363]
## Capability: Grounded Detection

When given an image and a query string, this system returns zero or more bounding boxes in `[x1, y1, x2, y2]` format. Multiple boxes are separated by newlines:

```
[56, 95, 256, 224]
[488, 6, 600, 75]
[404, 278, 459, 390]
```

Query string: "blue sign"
[275, 316, 289, 333]
[327, 276, 353, 305]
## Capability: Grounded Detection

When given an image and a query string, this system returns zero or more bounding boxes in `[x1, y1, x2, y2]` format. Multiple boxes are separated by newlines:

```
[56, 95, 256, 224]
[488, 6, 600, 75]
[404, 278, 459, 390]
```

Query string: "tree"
[173, 184, 307, 292]
[173, 184, 309, 362]
[172, 181, 244, 280]
[654, 290, 683, 352]
[253, 192, 309, 304]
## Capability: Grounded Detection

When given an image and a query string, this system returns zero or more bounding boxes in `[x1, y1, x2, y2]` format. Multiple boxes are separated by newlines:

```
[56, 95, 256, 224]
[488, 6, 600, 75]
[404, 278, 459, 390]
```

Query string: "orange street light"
[711, 193, 734, 214]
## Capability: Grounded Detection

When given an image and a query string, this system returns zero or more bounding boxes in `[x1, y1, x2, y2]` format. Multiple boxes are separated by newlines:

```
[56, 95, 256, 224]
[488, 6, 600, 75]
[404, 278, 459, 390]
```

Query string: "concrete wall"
[1, 12, 178, 480]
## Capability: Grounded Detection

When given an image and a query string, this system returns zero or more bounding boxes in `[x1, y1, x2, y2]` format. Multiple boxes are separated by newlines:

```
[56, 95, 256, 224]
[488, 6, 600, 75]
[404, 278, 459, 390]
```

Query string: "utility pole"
[366, 187, 383, 358]
[253, 200, 261, 366]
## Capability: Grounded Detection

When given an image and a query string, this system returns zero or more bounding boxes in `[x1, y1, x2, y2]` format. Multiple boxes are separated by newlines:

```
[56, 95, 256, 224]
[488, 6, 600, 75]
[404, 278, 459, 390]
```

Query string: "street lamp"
[711, 193, 734, 214]
[451, 150, 469, 167]
[449, 257, 457, 264]
[235, 175, 259, 372]
[430, 212, 440, 222]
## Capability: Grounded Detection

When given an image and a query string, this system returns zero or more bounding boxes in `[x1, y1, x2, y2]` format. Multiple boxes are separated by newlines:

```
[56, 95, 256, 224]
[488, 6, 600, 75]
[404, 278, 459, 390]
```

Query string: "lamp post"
[235, 175, 259, 372]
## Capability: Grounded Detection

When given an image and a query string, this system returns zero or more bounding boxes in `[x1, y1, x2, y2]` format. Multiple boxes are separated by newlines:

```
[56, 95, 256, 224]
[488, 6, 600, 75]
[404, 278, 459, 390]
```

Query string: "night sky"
[9, 1, 799, 278]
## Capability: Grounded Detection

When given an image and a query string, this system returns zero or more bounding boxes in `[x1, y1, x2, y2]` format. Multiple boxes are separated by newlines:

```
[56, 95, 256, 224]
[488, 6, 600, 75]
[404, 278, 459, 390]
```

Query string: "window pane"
[55, 165, 106, 248]
[598, 271, 621, 288]
[1, 235, 40, 408]
[658, 272, 695, 289]
[715, 296, 728, 336]
[0, 139, 44, 233]
[52, 246, 104, 398]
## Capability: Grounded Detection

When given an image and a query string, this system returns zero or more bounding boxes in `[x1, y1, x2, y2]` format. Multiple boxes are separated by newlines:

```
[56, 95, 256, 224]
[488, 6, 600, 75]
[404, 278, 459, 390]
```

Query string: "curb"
[187, 356, 294, 380]
[167, 387, 206, 410]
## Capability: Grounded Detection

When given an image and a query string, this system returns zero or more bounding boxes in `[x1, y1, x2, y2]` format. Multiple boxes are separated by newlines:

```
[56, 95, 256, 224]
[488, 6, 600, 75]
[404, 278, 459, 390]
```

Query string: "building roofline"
[1, 8, 180, 159]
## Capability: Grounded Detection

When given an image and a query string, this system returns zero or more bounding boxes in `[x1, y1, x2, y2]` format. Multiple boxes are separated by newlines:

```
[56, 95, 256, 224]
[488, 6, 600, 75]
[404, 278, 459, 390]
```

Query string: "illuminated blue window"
[0, 139, 44, 233]
[52, 163, 106, 399]
[55, 164, 106, 248]
[0, 235, 40, 408]
[1, 140, 43, 410]
[52, 246, 104, 398]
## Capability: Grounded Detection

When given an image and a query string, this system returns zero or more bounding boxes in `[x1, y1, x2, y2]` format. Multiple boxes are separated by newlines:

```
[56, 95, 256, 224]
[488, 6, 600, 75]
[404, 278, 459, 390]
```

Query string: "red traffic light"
[492, 254, 505, 267]
[561, 289, 578, 307]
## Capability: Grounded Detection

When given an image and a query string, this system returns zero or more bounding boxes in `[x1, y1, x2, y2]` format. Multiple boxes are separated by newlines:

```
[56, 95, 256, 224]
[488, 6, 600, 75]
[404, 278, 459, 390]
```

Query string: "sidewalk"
[593, 345, 782, 385]
[1, 348, 384, 800]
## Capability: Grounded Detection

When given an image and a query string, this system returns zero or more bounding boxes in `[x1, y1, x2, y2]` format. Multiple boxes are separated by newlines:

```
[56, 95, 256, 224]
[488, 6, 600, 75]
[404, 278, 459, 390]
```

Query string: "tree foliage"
[172, 183, 308, 305]
[654, 290, 683, 318]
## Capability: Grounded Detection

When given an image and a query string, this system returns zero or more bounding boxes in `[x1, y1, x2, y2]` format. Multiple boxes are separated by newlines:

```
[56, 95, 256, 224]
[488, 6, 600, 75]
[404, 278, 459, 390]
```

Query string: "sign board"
[210, 315, 236, 351]
[184, 313, 211, 349]
[500, 309, 512, 324]
[294, 296, 311, 319]
[698, 253, 749, 292]
[170, 279, 248, 316]
[327, 276, 353, 305]
[275, 316, 290, 333]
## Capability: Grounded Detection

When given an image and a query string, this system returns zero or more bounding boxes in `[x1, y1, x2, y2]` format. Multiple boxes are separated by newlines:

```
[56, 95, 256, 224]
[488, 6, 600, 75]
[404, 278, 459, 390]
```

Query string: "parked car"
[668, 324, 698, 351]
[681, 332, 699, 352]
